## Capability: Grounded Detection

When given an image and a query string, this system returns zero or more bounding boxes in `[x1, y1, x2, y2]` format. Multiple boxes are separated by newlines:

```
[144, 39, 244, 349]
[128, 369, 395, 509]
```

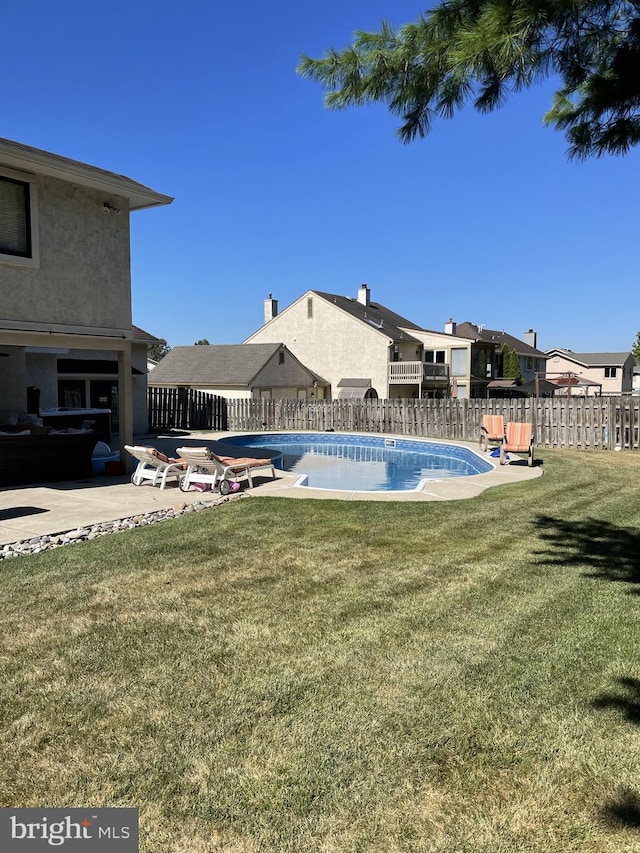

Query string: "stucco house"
[245, 286, 544, 400]
[148, 343, 327, 400]
[244, 286, 478, 399]
[53, 325, 161, 434]
[0, 137, 172, 452]
[545, 349, 635, 395]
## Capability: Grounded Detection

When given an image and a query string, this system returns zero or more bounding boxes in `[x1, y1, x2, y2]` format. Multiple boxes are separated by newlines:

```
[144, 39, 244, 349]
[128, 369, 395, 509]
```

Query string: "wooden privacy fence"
[148, 388, 640, 451]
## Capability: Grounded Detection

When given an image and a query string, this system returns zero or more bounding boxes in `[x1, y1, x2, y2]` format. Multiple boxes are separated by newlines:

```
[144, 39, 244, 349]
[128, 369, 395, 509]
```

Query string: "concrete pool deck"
[0, 432, 542, 545]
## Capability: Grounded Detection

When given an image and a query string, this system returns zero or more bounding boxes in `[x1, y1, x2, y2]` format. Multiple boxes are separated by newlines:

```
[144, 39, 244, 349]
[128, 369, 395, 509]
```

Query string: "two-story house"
[545, 349, 635, 395]
[0, 137, 172, 450]
[453, 322, 548, 393]
[245, 286, 478, 399]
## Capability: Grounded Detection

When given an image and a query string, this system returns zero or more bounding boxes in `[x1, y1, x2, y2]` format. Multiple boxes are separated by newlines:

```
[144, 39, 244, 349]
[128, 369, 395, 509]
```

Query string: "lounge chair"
[177, 446, 277, 494]
[500, 422, 535, 467]
[479, 414, 505, 452]
[124, 445, 186, 489]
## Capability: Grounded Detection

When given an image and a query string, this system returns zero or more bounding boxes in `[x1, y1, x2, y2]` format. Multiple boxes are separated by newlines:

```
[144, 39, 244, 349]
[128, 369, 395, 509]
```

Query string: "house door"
[90, 381, 119, 430]
[58, 380, 86, 409]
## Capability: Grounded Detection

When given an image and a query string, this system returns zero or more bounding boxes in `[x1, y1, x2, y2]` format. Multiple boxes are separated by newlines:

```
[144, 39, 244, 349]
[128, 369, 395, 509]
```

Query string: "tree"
[298, 0, 640, 159]
[501, 343, 522, 380]
[147, 338, 171, 361]
[508, 348, 523, 381]
[632, 331, 640, 361]
[194, 339, 211, 346]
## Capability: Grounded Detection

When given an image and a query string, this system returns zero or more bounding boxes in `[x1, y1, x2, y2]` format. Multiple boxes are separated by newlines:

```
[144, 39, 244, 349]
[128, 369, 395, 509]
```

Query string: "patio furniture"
[479, 414, 506, 452]
[177, 446, 276, 495]
[0, 432, 98, 487]
[500, 422, 535, 467]
[124, 445, 186, 489]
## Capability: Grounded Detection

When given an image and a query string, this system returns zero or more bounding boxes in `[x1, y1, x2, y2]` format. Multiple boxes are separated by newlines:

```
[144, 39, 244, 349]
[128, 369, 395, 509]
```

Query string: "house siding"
[547, 352, 634, 394]
[251, 349, 317, 395]
[0, 171, 131, 333]
[246, 292, 391, 397]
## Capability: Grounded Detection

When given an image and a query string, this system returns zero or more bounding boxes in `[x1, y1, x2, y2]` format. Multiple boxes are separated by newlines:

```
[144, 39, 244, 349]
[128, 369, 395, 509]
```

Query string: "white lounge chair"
[176, 446, 276, 495]
[124, 445, 186, 489]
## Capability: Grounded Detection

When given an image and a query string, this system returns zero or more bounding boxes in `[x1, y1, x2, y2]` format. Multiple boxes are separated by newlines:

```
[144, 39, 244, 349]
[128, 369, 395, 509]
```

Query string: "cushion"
[0, 429, 30, 436]
[0, 411, 18, 426]
[66, 427, 92, 434]
[149, 448, 185, 465]
[27, 424, 51, 436]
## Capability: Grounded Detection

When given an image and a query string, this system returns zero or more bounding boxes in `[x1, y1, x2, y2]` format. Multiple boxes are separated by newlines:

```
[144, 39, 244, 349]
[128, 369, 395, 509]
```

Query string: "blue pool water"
[223, 433, 493, 492]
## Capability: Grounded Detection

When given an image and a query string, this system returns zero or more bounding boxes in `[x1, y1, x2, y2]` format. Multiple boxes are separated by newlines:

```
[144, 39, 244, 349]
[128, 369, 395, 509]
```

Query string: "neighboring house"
[453, 322, 548, 392]
[148, 343, 327, 400]
[245, 286, 543, 400]
[245, 286, 478, 399]
[0, 137, 172, 451]
[545, 349, 635, 396]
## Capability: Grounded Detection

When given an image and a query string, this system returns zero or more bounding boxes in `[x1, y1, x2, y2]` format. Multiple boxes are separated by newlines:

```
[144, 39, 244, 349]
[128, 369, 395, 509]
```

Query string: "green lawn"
[1, 449, 640, 852]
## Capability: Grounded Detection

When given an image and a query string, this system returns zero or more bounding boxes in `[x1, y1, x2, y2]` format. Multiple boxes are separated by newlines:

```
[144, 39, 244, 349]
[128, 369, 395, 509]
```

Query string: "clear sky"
[3, 0, 638, 353]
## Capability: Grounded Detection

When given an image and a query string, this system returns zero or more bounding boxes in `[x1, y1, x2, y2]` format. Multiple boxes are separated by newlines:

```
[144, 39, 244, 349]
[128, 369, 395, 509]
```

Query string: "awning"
[337, 378, 378, 399]
[549, 373, 602, 392]
[518, 378, 562, 397]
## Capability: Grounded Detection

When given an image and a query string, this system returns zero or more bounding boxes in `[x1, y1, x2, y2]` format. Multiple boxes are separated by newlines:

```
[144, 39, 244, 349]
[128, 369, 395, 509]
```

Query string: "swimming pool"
[222, 433, 493, 492]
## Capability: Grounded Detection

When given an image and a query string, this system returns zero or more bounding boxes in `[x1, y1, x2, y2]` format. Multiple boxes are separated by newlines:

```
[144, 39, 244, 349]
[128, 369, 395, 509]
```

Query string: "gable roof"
[0, 137, 173, 210]
[148, 343, 302, 386]
[312, 291, 425, 343]
[545, 349, 632, 367]
[249, 288, 479, 346]
[455, 322, 546, 357]
[132, 325, 161, 343]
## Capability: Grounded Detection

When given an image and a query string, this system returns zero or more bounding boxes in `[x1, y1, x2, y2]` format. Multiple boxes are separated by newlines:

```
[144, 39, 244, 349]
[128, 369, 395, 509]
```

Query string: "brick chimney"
[523, 328, 537, 348]
[444, 317, 456, 335]
[357, 283, 370, 307]
[264, 294, 278, 324]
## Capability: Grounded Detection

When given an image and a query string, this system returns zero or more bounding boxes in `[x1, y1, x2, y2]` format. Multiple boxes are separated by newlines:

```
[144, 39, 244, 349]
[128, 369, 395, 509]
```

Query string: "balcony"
[388, 362, 450, 384]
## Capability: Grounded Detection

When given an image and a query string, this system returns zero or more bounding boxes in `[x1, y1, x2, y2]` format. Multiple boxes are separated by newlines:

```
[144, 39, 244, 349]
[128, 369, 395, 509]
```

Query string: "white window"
[604, 367, 617, 378]
[451, 348, 467, 377]
[0, 170, 39, 268]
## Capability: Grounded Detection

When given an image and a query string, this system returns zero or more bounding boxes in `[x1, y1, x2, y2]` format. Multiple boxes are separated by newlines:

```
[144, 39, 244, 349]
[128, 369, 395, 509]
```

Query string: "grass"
[1, 448, 640, 851]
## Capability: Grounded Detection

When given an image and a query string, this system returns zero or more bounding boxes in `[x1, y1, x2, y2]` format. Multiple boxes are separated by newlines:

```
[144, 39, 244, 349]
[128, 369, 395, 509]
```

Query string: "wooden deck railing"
[388, 362, 450, 383]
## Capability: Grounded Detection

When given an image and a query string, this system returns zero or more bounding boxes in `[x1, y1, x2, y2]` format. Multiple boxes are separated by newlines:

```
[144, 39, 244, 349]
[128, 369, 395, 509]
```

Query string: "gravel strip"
[0, 492, 246, 560]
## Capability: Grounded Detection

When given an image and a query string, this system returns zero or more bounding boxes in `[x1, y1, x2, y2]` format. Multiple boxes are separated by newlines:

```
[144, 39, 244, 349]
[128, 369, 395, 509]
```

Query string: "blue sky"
[4, 0, 638, 352]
